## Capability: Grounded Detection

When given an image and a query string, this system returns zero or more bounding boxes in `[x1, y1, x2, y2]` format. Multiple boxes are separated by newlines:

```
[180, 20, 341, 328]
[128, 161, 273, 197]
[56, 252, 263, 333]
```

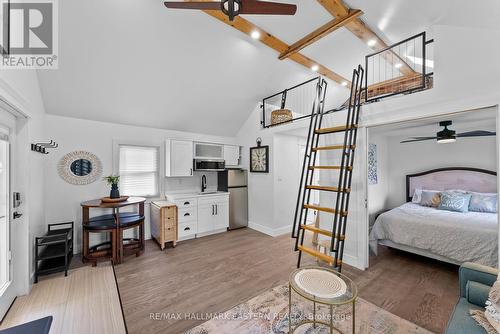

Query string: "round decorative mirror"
[70, 159, 93, 176]
[58, 151, 102, 185]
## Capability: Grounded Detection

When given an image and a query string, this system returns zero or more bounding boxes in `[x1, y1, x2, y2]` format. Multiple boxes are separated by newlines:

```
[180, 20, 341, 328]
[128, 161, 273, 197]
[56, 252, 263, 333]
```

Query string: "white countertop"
[165, 191, 229, 200]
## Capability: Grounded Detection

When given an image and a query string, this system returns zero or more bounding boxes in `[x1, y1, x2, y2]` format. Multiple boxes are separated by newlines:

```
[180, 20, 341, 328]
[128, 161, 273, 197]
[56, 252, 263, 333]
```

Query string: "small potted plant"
[104, 175, 120, 199]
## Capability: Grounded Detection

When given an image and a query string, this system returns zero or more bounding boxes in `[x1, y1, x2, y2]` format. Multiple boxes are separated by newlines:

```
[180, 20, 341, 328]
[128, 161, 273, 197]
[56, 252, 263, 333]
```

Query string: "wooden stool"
[117, 214, 145, 261]
[82, 216, 117, 266]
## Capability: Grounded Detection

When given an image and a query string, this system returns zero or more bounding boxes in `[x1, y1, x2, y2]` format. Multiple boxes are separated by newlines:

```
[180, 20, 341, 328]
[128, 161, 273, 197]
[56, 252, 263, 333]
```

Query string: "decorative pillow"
[469, 193, 498, 213]
[420, 190, 441, 207]
[412, 188, 422, 203]
[438, 191, 472, 212]
[471, 272, 500, 333]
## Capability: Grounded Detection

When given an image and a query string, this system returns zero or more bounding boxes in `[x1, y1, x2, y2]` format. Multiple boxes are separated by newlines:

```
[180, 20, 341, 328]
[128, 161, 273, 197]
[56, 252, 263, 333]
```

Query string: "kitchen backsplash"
[164, 171, 218, 194]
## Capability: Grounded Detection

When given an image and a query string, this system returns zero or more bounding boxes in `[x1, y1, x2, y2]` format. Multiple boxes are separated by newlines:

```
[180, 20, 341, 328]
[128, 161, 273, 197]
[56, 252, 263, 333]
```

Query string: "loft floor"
[114, 228, 458, 334]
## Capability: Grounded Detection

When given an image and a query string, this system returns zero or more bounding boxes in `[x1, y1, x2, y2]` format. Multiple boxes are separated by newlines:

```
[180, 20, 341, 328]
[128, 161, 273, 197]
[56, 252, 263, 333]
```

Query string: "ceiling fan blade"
[164, 2, 222, 10]
[456, 130, 496, 137]
[400, 137, 437, 143]
[239, 0, 297, 15]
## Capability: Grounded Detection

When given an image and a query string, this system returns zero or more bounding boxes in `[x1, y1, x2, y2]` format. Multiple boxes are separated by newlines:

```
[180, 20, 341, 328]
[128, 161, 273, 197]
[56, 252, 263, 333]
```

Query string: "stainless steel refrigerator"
[218, 169, 248, 230]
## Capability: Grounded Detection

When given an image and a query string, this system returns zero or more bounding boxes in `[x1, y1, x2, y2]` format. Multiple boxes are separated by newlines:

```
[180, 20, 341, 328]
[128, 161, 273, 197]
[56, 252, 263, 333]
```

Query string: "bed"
[370, 167, 498, 267]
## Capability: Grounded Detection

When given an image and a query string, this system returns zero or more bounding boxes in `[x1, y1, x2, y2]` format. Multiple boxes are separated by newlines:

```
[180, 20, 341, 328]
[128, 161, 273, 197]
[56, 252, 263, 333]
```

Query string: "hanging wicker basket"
[271, 109, 293, 125]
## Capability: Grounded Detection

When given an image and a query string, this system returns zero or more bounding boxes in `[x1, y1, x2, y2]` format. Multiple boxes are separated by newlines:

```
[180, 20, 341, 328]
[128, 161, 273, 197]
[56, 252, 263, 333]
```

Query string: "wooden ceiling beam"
[199, 9, 351, 85]
[317, 0, 415, 76]
[279, 9, 363, 60]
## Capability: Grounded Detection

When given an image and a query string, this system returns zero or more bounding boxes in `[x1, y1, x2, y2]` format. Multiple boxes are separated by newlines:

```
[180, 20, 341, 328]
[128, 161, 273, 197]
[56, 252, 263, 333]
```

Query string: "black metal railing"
[364, 31, 434, 102]
[261, 77, 321, 128]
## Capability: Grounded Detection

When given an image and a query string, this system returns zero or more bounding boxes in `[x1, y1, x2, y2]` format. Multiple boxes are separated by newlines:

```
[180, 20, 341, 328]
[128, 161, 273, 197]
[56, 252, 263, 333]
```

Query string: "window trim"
[112, 139, 164, 199]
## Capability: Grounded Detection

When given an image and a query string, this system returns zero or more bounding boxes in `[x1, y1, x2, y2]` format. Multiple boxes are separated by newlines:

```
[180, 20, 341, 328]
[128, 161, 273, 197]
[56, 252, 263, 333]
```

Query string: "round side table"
[289, 266, 357, 334]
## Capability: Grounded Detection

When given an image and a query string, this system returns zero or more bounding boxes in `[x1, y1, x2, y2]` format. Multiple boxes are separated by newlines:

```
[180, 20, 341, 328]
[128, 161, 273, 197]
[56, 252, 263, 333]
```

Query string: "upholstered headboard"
[406, 167, 497, 202]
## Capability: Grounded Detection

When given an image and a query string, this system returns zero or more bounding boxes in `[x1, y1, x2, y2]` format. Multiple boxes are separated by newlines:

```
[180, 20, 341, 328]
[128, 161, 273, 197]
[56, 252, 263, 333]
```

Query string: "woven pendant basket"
[271, 109, 293, 125]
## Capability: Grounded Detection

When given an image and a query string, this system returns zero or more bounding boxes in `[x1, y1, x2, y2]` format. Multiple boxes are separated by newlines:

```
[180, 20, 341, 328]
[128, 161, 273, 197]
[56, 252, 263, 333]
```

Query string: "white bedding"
[370, 202, 498, 267]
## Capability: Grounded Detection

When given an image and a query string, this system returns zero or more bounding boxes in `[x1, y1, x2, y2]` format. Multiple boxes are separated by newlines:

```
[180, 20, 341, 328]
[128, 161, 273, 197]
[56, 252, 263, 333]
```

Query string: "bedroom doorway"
[365, 106, 499, 269]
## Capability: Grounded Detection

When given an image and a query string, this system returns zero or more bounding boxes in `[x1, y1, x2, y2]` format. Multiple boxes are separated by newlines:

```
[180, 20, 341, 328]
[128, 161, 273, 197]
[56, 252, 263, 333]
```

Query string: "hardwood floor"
[114, 228, 458, 334]
[0, 264, 126, 334]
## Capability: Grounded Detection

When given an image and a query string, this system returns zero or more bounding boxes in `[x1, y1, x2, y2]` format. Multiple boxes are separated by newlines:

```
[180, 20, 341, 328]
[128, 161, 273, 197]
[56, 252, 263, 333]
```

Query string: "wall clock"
[250, 138, 269, 173]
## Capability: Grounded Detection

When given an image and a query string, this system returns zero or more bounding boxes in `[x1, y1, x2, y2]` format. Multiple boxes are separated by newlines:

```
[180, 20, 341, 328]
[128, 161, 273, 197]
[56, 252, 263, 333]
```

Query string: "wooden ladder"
[292, 65, 365, 271]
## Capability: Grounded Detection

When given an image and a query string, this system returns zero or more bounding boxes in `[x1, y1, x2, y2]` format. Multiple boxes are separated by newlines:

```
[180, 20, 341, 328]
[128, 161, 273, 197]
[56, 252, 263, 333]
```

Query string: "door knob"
[13, 212, 22, 219]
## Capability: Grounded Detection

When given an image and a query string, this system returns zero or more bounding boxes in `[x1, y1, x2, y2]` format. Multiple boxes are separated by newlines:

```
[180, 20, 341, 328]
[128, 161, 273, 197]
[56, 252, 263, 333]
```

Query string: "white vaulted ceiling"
[36, 0, 500, 136]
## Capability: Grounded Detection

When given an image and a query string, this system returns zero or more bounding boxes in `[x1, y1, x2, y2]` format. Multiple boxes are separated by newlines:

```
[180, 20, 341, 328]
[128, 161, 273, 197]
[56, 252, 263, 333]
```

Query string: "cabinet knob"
[184, 201, 190, 205]
[184, 213, 190, 216]
[184, 227, 190, 231]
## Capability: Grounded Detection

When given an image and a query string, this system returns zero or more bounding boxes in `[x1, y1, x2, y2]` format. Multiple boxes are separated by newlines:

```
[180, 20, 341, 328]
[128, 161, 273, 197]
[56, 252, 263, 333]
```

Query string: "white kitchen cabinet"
[223, 145, 240, 166]
[165, 139, 194, 177]
[213, 197, 229, 230]
[197, 201, 214, 234]
[197, 195, 229, 234]
[194, 142, 224, 160]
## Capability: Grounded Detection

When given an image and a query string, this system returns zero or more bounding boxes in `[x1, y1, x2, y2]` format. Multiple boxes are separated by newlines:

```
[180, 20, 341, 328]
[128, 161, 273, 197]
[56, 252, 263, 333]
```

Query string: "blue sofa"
[446, 262, 499, 334]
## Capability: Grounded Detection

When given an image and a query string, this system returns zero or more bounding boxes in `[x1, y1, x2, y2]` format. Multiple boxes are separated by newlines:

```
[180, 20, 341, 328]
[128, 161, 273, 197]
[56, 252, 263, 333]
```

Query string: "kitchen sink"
[198, 191, 218, 195]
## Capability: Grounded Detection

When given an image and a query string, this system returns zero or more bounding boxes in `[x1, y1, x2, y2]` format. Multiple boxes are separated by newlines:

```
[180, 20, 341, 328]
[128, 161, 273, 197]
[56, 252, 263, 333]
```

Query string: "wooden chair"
[82, 215, 117, 266]
[117, 213, 145, 260]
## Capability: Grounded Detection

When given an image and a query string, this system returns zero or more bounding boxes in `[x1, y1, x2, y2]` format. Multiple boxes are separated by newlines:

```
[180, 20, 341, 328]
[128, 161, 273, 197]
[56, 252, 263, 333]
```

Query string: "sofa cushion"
[446, 298, 487, 334]
[468, 281, 493, 307]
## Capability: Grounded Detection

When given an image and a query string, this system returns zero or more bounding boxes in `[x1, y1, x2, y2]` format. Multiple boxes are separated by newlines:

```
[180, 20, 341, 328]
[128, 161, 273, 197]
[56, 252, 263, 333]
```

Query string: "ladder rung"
[312, 145, 356, 152]
[305, 185, 350, 193]
[308, 166, 353, 171]
[315, 124, 357, 135]
[301, 225, 346, 240]
[303, 204, 347, 216]
[298, 245, 342, 266]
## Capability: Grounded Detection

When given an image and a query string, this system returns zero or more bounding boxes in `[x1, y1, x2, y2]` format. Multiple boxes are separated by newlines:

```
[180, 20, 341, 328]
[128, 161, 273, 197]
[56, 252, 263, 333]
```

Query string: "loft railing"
[261, 77, 321, 129]
[364, 31, 434, 102]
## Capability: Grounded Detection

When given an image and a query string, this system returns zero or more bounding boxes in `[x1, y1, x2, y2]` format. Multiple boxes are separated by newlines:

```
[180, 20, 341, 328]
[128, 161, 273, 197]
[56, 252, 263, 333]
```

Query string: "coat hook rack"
[31, 140, 58, 154]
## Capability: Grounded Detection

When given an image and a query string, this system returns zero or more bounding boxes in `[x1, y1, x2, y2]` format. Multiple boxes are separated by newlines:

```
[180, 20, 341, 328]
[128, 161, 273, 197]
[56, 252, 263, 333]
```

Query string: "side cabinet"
[165, 139, 194, 177]
[150, 201, 177, 250]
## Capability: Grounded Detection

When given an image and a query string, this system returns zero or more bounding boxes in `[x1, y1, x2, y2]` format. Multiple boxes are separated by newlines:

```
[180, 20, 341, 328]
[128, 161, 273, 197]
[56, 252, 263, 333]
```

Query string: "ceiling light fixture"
[367, 39, 377, 47]
[341, 81, 348, 87]
[311, 65, 319, 72]
[250, 30, 261, 40]
[437, 121, 456, 144]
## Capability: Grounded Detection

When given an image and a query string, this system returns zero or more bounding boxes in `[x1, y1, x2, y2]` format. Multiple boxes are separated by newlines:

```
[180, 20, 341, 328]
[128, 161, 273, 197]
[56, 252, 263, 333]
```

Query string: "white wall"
[273, 134, 305, 235]
[385, 135, 497, 208]
[44, 114, 237, 253]
[0, 71, 46, 293]
[367, 134, 389, 227]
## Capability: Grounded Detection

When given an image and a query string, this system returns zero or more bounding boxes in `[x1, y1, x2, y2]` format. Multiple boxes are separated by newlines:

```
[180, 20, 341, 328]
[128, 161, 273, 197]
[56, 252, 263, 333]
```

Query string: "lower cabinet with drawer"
[165, 193, 229, 240]
[150, 201, 178, 250]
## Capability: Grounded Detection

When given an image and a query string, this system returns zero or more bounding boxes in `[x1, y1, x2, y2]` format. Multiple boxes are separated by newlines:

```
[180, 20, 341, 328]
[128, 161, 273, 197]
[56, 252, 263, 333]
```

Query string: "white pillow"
[412, 188, 422, 203]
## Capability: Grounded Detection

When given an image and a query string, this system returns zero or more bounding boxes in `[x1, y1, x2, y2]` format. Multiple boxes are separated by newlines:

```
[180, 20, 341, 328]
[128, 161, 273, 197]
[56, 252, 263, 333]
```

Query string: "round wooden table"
[81, 197, 146, 264]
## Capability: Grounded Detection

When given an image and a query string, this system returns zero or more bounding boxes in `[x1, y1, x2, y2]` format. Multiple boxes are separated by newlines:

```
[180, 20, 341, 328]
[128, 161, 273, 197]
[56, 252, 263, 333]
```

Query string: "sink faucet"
[201, 175, 207, 193]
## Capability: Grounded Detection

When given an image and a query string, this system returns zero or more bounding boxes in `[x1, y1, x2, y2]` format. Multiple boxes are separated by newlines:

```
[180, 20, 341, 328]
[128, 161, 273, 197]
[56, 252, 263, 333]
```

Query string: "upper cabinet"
[194, 142, 224, 160]
[224, 145, 240, 166]
[165, 139, 194, 177]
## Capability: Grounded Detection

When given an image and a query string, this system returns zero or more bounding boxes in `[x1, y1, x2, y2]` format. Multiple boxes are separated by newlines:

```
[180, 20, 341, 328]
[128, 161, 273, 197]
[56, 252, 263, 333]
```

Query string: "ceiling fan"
[164, 0, 297, 21]
[400, 120, 496, 144]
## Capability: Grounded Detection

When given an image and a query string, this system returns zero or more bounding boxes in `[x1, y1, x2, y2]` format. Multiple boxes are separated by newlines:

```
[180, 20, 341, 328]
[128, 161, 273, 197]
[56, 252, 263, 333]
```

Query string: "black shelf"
[38, 243, 73, 261]
[35, 222, 73, 283]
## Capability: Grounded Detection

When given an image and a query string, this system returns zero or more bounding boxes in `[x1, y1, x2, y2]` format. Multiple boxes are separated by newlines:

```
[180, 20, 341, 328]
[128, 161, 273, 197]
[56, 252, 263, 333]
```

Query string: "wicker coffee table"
[289, 266, 357, 334]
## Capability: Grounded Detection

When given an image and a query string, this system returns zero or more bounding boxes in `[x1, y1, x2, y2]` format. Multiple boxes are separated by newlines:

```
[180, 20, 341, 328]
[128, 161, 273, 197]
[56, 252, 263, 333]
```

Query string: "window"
[119, 145, 159, 197]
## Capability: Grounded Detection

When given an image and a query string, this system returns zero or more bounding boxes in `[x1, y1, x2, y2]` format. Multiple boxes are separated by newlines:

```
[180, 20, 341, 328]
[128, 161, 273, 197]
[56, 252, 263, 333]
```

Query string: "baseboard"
[248, 221, 290, 237]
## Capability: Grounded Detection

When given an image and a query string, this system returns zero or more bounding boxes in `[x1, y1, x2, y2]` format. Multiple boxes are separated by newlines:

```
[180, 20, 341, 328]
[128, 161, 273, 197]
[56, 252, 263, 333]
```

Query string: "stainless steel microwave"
[193, 159, 225, 172]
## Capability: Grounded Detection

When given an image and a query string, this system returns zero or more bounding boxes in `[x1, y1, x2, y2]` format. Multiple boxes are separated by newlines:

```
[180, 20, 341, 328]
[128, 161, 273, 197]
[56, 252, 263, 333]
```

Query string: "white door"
[213, 198, 229, 230]
[0, 111, 17, 318]
[168, 140, 193, 177]
[197, 201, 214, 234]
